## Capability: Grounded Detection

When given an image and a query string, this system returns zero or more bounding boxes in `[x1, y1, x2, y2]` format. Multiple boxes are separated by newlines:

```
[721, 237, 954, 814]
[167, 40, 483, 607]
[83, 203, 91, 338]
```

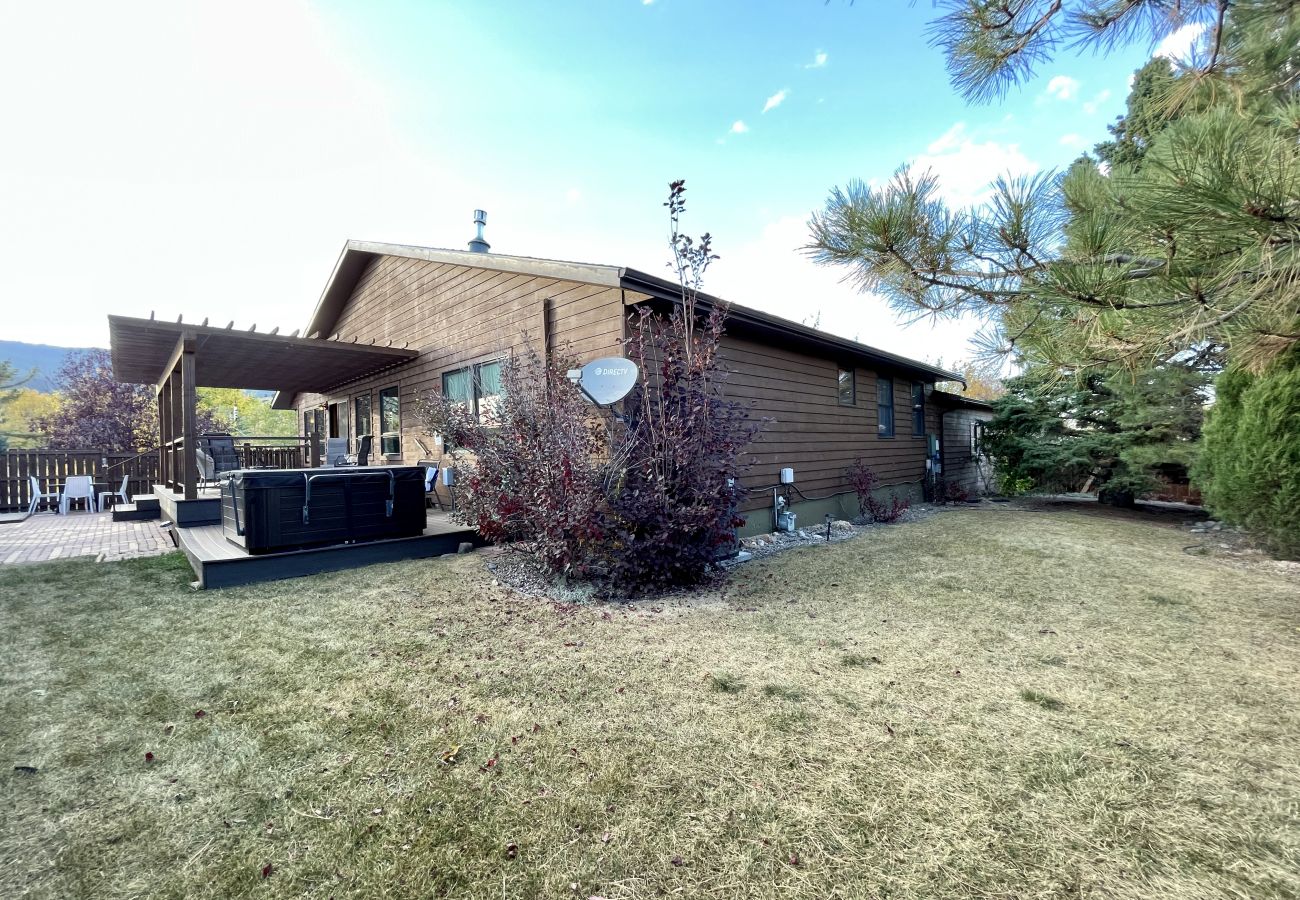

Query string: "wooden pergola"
[108, 315, 418, 499]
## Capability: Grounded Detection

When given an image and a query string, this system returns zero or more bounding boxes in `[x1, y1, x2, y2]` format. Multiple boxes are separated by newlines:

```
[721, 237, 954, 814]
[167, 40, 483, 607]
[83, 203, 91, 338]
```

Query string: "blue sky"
[0, 0, 1199, 364]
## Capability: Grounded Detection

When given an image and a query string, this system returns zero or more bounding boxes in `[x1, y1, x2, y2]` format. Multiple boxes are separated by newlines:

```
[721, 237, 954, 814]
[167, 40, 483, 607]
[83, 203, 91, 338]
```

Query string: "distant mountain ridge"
[1, 340, 276, 398]
[0, 340, 99, 392]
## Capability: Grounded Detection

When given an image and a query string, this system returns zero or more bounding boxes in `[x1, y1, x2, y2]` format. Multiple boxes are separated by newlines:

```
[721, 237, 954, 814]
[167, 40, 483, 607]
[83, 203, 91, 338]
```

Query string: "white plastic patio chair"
[99, 474, 130, 512]
[28, 476, 61, 515]
[59, 475, 96, 514]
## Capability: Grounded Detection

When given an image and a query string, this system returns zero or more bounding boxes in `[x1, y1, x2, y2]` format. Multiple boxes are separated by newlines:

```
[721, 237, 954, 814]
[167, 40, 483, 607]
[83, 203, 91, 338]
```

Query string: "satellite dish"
[570, 357, 639, 405]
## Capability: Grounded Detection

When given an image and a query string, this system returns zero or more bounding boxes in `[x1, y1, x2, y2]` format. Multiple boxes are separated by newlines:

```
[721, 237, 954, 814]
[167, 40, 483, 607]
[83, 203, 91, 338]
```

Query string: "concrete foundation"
[736, 482, 923, 537]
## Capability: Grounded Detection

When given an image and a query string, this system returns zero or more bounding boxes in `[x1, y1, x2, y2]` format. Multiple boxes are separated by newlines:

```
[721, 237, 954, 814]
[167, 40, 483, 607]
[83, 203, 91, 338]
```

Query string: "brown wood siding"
[718, 335, 940, 512]
[940, 407, 994, 494]
[296, 255, 624, 471]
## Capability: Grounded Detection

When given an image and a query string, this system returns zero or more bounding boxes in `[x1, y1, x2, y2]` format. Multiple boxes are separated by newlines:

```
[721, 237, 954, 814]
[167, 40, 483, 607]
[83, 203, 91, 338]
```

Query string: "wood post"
[180, 336, 198, 500]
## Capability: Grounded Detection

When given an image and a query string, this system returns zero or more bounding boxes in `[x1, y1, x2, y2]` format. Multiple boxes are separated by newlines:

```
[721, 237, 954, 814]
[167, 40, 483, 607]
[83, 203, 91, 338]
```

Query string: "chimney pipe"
[468, 209, 490, 253]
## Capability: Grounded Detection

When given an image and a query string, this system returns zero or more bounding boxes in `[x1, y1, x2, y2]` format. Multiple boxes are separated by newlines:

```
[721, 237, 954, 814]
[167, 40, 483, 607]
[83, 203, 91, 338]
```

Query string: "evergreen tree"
[983, 360, 1210, 504]
[1195, 352, 1300, 557]
[982, 367, 1124, 496]
[810, 1, 1300, 374]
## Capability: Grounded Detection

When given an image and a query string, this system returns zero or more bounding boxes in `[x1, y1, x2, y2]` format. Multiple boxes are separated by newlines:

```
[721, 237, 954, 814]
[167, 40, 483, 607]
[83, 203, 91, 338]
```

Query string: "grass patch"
[1020, 688, 1066, 711]
[761, 684, 805, 702]
[707, 670, 745, 693]
[841, 652, 881, 667]
[2, 507, 1298, 898]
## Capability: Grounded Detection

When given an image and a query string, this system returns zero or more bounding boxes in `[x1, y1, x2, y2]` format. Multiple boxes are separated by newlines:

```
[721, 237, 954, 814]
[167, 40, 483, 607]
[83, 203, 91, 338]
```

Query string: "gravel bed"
[480, 502, 976, 604]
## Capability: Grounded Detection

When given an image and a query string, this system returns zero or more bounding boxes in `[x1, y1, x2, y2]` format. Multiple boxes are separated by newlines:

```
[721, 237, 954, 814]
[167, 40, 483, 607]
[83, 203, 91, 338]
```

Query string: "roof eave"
[618, 268, 966, 385]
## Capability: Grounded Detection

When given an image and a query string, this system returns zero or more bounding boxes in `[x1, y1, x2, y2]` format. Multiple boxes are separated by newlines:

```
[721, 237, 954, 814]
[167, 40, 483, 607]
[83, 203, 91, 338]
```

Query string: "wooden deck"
[152, 483, 222, 528]
[177, 513, 478, 589]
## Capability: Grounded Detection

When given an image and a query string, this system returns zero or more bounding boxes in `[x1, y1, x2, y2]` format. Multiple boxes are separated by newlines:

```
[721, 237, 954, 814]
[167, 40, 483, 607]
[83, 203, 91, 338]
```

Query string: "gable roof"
[302, 240, 966, 386]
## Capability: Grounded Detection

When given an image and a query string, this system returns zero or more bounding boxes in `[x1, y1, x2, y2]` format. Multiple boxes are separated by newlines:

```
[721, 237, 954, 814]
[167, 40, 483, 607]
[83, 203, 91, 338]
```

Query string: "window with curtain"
[837, 367, 855, 405]
[475, 361, 503, 423]
[877, 376, 895, 437]
[379, 386, 401, 456]
[911, 382, 926, 436]
[442, 368, 473, 410]
[442, 360, 504, 423]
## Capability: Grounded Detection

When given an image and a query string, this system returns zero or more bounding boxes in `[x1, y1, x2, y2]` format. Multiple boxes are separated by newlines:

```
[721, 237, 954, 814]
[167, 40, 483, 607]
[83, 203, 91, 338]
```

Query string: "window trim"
[837, 366, 856, 406]
[911, 381, 926, 437]
[877, 375, 895, 438]
[378, 385, 401, 457]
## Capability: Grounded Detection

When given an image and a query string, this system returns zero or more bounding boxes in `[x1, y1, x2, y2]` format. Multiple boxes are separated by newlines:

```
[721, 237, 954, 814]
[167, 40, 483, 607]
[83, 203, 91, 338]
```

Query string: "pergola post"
[155, 331, 196, 497]
[180, 338, 198, 500]
[157, 376, 171, 489]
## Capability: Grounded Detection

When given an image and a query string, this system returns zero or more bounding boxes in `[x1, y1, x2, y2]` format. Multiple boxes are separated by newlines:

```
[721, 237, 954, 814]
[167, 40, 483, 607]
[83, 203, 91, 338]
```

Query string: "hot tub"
[221, 467, 427, 554]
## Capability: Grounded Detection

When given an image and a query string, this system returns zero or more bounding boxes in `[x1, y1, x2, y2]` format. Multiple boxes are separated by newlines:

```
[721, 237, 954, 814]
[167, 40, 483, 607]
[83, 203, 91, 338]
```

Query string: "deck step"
[112, 498, 162, 522]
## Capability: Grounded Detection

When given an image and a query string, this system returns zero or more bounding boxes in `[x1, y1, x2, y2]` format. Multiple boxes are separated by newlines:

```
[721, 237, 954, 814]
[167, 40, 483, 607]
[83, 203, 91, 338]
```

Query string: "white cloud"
[1155, 22, 1207, 62]
[1082, 89, 1112, 114]
[1044, 75, 1080, 101]
[1059, 133, 1083, 147]
[730, 120, 749, 134]
[912, 123, 1039, 208]
[762, 89, 789, 114]
[805, 50, 828, 69]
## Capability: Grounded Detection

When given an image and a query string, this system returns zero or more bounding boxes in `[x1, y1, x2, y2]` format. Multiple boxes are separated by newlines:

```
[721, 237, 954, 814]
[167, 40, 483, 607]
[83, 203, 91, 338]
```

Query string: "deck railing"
[2, 438, 315, 511]
[0, 449, 160, 512]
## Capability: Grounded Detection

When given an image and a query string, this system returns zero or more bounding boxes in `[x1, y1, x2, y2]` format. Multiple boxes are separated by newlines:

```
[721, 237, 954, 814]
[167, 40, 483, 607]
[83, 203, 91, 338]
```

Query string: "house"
[274, 228, 993, 535]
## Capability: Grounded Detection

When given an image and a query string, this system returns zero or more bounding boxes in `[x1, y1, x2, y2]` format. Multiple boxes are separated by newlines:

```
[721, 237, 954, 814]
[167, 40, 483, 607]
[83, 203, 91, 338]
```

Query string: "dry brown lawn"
[1, 503, 1297, 899]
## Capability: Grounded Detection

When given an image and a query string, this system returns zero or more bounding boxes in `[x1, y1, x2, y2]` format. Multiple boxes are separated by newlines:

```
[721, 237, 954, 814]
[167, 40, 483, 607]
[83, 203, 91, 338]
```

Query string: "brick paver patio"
[0, 511, 174, 565]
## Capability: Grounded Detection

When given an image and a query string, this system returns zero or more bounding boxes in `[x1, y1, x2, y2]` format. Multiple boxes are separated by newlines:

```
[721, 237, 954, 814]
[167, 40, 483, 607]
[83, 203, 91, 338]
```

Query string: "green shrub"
[1195, 355, 1300, 559]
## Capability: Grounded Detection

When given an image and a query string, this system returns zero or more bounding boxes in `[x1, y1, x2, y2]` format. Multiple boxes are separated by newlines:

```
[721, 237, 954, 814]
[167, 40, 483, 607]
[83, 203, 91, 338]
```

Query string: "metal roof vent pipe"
[467, 209, 490, 253]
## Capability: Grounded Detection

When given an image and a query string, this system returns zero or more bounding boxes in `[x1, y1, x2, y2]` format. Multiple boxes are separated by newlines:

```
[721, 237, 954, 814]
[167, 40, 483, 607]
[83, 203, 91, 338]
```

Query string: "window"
[877, 376, 895, 437]
[355, 393, 372, 438]
[911, 382, 926, 436]
[971, 421, 985, 455]
[837, 367, 855, 405]
[443, 360, 504, 423]
[379, 386, 401, 456]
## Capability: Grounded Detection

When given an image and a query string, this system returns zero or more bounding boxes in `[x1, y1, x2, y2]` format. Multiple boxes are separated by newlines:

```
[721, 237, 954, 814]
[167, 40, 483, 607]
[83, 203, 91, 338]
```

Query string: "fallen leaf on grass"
[505, 842, 518, 859]
[440, 745, 460, 764]
[194, 709, 206, 719]
[261, 864, 273, 879]
[144, 752, 155, 763]
[670, 855, 684, 867]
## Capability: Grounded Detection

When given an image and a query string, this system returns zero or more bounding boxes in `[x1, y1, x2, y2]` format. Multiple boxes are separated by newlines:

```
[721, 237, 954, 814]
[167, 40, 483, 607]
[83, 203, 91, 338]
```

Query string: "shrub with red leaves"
[846, 458, 910, 523]
[417, 181, 760, 594]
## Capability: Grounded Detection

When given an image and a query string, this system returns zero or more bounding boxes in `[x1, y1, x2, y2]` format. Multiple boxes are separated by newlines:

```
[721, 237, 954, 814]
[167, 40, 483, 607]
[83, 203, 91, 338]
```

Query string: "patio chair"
[196, 433, 241, 488]
[99, 474, 130, 512]
[60, 475, 96, 514]
[28, 476, 61, 515]
[325, 437, 349, 467]
[340, 434, 372, 467]
[418, 459, 445, 511]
